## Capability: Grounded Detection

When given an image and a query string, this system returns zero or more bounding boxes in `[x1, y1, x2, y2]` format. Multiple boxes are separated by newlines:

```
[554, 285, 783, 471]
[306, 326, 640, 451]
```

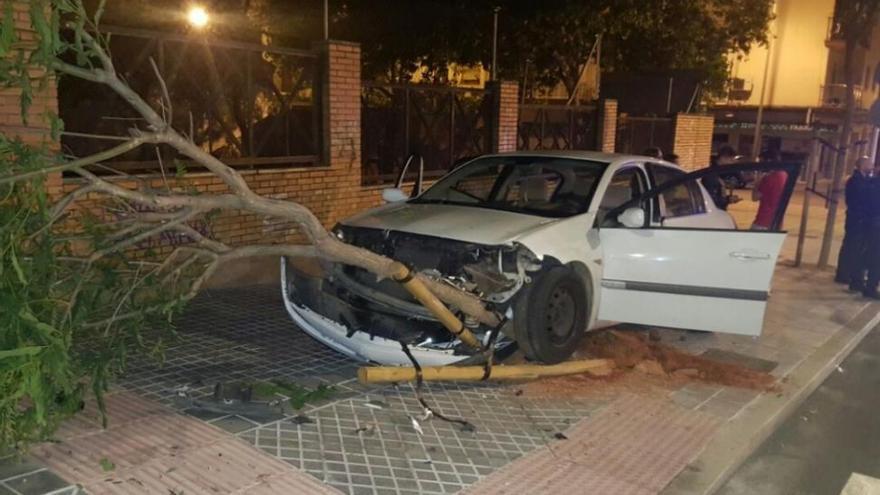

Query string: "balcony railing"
[726, 78, 753, 103]
[820, 83, 864, 108]
[826, 16, 843, 44]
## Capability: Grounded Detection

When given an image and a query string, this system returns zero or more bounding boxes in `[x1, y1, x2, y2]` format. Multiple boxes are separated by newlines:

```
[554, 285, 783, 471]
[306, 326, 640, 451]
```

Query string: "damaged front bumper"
[280, 257, 514, 366]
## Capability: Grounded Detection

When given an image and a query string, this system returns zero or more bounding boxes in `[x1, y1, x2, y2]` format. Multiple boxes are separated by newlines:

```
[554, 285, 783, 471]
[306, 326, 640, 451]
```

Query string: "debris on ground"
[410, 416, 425, 435]
[290, 414, 314, 425]
[99, 457, 115, 472]
[581, 329, 778, 390]
[520, 328, 778, 398]
[364, 400, 388, 410]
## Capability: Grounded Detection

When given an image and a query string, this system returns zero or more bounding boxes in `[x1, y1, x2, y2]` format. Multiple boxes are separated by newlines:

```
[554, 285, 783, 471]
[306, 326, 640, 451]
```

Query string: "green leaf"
[0, 346, 44, 359]
[94, 0, 107, 27]
[47, 111, 64, 141]
[175, 160, 188, 178]
[0, 2, 15, 57]
[99, 457, 115, 472]
[10, 244, 27, 285]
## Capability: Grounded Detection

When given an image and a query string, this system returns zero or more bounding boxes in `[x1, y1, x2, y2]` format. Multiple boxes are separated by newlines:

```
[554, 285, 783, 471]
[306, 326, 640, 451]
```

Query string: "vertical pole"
[404, 87, 410, 156]
[491, 7, 500, 81]
[795, 138, 820, 267]
[449, 91, 456, 167]
[323, 0, 329, 40]
[753, 17, 774, 160]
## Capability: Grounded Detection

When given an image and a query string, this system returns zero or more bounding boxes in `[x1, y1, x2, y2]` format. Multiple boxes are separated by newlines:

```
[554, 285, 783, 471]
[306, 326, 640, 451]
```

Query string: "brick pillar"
[597, 99, 618, 153]
[313, 40, 363, 225]
[1, 1, 61, 197]
[315, 40, 361, 170]
[489, 80, 519, 153]
[672, 114, 714, 171]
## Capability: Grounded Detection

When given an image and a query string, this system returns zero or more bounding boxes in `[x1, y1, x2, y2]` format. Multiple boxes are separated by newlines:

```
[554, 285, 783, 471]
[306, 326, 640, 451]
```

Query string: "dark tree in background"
[87, 0, 773, 97]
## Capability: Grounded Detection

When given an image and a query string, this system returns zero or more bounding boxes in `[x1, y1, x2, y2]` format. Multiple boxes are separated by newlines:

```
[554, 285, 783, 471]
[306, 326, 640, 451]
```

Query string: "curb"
[662, 300, 880, 495]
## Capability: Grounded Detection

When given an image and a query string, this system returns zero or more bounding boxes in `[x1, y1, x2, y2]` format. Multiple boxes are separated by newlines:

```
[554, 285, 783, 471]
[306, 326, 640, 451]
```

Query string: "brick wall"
[1, 1, 62, 196]
[491, 81, 519, 152]
[672, 114, 714, 171]
[599, 99, 618, 153]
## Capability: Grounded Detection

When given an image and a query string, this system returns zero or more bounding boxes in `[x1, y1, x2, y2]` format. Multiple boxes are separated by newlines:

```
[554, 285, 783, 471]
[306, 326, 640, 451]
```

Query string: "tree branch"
[0, 136, 157, 185]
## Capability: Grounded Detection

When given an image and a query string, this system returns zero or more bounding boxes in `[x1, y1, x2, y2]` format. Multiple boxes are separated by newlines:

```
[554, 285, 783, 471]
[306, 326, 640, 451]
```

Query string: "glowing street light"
[187, 6, 209, 29]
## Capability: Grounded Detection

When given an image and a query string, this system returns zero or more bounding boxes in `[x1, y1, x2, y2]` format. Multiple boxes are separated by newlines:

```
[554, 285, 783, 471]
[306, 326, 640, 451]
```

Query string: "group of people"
[836, 156, 880, 299]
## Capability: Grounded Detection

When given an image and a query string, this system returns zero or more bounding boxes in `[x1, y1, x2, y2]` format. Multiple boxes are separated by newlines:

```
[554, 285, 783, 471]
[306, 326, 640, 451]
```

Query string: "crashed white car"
[282, 151, 797, 366]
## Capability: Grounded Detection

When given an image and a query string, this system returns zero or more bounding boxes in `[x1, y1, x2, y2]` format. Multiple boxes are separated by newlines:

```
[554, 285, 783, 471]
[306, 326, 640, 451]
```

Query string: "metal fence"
[361, 83, 494, 185]
[517, 104, 598, 151]
[59, 26, 321, 175]
[615, 116, 674, 155]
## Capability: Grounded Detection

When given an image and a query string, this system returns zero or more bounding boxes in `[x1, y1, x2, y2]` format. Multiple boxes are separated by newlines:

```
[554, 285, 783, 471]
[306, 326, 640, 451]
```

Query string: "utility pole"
[752, 1, 777, 160]
[491, 6, 500, 81]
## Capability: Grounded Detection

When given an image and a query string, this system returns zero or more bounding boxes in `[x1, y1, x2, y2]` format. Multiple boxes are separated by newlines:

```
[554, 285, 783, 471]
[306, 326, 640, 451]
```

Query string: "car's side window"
[648, 165, 706, 220]
[598, 166, 648, 224]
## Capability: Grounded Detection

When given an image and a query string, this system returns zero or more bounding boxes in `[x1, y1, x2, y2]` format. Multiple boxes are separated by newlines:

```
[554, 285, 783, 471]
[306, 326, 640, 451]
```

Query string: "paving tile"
[0, 457, 44, 481]
[4, 469, 70, 495]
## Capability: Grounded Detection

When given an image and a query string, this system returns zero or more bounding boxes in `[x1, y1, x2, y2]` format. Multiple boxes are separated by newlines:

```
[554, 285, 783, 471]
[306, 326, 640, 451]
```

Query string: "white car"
[282, 151, 797, 366]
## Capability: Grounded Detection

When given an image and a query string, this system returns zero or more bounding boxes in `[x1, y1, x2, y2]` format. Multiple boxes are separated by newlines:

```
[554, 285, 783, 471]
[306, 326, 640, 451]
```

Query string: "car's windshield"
[412, 156, 607, 217]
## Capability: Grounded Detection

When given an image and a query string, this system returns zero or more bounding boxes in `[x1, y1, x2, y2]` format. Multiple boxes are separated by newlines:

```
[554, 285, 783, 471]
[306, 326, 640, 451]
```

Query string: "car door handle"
[729, 251, 771, 261]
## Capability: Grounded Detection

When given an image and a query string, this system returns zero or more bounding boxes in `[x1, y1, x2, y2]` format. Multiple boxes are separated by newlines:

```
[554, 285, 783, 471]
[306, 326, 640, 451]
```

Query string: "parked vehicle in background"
[281, 152, 799, 366]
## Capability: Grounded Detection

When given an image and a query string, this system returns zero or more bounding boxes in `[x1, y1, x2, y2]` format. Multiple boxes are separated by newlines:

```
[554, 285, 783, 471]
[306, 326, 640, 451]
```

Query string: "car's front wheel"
[513, 266, 589, 364]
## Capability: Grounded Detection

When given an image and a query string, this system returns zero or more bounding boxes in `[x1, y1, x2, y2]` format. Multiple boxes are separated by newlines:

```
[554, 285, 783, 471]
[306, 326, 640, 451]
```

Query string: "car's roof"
[484, 150, 678, 168]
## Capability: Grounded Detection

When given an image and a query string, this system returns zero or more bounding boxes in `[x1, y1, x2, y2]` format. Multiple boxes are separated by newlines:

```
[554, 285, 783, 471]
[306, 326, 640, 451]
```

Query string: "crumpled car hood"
[342, 202, 563, 245]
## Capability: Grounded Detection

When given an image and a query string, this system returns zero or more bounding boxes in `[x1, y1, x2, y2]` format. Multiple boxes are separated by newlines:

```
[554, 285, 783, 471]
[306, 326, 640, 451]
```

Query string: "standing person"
[703, 146, 739, 210]
[751, 149, 788, 230]
[835, 157, 873, 288]
[861, 166, 880, 299]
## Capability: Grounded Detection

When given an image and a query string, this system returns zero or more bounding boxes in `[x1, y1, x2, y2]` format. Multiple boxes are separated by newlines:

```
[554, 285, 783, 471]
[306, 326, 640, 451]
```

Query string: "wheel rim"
[546, 285, 576, 344]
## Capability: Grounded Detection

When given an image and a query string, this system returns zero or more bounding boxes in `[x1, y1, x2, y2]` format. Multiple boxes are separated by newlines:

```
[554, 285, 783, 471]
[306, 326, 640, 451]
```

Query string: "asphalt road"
[718, 323, 880, 495]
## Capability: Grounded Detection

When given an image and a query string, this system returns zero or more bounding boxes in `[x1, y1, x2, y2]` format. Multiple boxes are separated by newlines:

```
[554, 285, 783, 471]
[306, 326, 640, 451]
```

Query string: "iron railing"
[820, 83, 864, 108]
[361, 83, 493, 185]
[517, 103, 598, 151]
[59, 26, 321, 175]
[615, 116, 674, 155]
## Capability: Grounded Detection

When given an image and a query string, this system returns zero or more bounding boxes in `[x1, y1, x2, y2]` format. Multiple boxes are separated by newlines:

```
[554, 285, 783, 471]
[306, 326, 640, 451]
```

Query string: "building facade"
[711, 0, 880, 171]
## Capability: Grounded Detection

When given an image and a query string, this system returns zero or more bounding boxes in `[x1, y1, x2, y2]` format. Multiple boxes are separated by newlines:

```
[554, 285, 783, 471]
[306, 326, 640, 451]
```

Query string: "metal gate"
[59, 26, 321, 174]
[361, 83, 493, 185]
[517, 104, 598, 151]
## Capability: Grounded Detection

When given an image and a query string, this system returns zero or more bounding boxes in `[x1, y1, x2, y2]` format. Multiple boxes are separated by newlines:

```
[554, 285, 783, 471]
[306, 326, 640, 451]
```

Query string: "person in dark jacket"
[703, 146, 739, 210]
[835, 157, 874, 290]
[859, 161, 880, 298]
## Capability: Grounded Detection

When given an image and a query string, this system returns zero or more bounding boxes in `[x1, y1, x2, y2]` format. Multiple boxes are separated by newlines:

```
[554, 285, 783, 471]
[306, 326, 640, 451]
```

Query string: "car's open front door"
[596, 162, 800, 336]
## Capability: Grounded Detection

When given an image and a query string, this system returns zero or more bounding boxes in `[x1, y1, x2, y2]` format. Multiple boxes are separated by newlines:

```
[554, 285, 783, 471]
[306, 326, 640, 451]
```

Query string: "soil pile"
[518, 329, 777, 399]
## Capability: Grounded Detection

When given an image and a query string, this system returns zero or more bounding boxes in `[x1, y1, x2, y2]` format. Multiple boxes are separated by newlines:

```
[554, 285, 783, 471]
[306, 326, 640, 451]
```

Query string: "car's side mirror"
[617, 207, 646, 228]
[382, 188, 409, 203]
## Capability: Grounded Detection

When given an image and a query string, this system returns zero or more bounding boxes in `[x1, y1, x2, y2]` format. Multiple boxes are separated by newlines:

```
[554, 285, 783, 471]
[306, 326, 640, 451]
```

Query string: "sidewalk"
[2, 262, 875, 495]
[2, 193, 875, 495]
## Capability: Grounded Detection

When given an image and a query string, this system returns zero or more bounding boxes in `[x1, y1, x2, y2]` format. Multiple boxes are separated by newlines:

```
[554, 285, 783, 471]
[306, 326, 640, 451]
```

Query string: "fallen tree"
[1, 0, 504, 448]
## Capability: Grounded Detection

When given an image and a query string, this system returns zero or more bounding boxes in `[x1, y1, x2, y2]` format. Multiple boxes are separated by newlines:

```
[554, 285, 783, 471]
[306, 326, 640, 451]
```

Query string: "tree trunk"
[819, 38, 856, 268]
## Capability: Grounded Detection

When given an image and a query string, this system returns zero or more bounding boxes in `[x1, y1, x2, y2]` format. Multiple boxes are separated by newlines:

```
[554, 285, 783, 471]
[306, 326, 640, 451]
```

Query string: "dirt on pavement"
[519, 328, 777, 399]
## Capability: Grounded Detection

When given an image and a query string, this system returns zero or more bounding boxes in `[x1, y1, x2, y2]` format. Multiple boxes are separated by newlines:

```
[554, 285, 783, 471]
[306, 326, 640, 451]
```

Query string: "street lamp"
[187, 5, 209, 29]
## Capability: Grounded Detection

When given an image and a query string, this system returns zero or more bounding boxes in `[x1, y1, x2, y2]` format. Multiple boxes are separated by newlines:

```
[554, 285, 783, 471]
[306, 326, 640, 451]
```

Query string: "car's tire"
[513, 266, 589, 364]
